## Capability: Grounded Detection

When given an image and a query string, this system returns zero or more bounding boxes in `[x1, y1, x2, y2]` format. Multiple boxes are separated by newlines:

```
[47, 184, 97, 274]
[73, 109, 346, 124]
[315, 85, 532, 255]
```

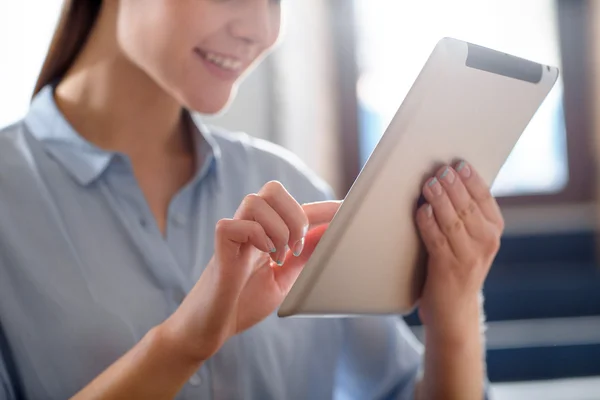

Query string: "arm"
[71, 326, 203, 400]
[413, 161, 502, 400]
[335, 311, 490, 400]
[415, 295, 488, 400]
[67, 187, 340, 400]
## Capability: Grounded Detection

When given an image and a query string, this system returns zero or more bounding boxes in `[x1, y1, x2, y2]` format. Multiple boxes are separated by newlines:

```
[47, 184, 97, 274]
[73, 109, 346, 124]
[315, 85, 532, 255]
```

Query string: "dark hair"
[33, 0, 102, 97]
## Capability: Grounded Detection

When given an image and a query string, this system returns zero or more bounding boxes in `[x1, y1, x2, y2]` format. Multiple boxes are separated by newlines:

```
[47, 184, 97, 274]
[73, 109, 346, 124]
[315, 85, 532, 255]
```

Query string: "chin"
[181, 84, 238, 116]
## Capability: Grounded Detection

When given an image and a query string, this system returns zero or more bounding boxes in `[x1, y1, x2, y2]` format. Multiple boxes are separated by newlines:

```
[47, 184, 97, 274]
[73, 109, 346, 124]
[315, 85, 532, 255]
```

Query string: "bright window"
[0, 1, 63, 128]
[354, 0, 567, 197]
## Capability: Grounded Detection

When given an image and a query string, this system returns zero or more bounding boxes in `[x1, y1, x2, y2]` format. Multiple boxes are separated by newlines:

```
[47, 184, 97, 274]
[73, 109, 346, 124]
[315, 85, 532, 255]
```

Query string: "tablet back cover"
[279, 37, 559, 317]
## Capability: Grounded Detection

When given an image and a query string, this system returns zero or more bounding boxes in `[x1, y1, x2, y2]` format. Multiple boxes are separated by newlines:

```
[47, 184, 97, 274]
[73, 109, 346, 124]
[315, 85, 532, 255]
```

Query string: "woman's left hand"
[415, 161, 504, 339]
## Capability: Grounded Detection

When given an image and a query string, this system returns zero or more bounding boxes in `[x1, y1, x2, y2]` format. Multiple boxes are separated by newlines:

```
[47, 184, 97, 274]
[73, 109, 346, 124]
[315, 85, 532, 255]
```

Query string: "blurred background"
[2, 0, 600, 398]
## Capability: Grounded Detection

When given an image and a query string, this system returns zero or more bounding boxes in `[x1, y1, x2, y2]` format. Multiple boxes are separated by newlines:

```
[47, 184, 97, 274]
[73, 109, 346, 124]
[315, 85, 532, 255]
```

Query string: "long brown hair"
[32, 0, 102, 97]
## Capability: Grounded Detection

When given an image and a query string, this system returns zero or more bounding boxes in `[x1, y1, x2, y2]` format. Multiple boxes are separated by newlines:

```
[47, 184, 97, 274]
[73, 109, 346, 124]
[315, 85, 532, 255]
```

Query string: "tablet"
[278, 37, 559, 318]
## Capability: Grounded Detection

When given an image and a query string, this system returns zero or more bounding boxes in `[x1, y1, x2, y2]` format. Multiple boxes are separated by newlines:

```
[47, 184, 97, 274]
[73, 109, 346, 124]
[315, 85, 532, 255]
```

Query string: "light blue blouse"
[0, 85, 425, 399]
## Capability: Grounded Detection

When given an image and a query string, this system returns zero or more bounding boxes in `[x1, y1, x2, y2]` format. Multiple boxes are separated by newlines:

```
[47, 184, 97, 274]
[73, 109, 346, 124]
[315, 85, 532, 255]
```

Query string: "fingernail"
[440, 167, 455, 184]
[425, 204, 433, 218]
[293, 237, 305, 257]
[276, 245, 288, 266]
[428, 177, 443, 196]
[266, 238, 276, 253]
[456, 161, 471, 178]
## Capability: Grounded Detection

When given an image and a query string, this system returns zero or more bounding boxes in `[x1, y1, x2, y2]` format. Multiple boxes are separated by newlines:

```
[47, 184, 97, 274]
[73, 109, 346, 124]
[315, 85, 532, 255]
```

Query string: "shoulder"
[0, 121, 48, 204]
[206, 125, 336, 203]
[0, 120, 26, 146]
[0, 120, 34, 167]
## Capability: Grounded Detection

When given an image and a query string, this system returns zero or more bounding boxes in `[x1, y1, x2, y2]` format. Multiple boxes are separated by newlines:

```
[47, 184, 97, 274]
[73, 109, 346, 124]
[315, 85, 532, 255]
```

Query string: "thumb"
[302, 201, 342, 227]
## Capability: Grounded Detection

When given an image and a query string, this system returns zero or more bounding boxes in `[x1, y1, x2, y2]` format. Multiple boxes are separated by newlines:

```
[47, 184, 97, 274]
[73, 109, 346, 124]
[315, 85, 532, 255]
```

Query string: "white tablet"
[278, 37, 559, 318]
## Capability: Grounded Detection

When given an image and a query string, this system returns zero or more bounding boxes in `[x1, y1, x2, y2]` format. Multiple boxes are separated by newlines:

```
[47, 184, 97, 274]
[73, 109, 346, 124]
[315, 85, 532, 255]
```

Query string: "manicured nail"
[428, 177, 443, 196]
[293, 237, 305, 257]
[275, 245, 288, 266]
[425, 204, 433, 218]
[440, 167, 455, 184]
[266, 238, 276, 253]
[456, 161, 471, 178]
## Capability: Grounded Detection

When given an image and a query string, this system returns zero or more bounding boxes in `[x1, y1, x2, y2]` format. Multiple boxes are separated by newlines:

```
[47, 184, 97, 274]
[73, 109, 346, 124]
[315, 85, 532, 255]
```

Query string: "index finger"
[302, 201, 342, 227]
[259, 181, 308, 259]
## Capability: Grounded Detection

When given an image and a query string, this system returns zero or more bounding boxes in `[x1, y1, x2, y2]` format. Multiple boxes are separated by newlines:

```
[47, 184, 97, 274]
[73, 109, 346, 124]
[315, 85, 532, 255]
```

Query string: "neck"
[53, 2, 190, 160]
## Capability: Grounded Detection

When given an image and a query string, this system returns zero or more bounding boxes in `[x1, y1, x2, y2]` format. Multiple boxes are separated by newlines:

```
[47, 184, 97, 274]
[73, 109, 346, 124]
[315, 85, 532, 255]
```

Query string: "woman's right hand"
[71, 185, 339, 399]
[161, 181, 340, 362]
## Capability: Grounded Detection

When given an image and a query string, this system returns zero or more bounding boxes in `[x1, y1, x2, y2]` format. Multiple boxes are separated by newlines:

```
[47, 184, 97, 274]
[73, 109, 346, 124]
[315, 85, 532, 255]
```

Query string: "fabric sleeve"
[335, 316, 492, 400]
[335, 316, 423, 400]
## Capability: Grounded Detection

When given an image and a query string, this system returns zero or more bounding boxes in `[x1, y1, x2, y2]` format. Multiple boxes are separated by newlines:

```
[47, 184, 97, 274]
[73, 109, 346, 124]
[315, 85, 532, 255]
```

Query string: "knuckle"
[251, 221, 265, 236]
[244, 193, 261, 204]
[443, 218, 464, 235]
[431, 236, 448, 251]
[263, 180, 285, 195]
[215, 218, 231, 235]
[458, 201, 478, 219]
[497, 216, 506, 232]
[477, 228, 501, 256]
[260, 181, 287, 203]
[241, 193, 262, 210]
[488, 234, 501, 254]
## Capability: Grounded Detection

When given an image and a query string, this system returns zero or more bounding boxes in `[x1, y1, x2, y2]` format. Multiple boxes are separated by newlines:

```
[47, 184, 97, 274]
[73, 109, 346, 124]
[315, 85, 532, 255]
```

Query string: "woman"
[0, 0, 502, 399]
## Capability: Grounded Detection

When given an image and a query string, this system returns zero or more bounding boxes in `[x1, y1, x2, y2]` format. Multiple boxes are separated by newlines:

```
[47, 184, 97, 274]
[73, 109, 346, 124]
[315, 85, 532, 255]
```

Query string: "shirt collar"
[24, 84, 221, 187]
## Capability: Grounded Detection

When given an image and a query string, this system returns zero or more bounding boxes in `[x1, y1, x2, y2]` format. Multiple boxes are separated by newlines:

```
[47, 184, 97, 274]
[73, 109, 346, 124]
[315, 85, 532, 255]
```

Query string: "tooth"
[203, 51, 241, 71]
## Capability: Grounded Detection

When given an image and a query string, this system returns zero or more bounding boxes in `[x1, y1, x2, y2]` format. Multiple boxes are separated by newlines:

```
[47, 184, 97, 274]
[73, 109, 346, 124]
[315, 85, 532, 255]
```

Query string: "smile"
[195, 49, 243, 72]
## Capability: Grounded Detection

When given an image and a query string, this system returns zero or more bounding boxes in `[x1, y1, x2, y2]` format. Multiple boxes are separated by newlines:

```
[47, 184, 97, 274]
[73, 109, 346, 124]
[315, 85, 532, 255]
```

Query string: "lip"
[193, 47, 244, 81]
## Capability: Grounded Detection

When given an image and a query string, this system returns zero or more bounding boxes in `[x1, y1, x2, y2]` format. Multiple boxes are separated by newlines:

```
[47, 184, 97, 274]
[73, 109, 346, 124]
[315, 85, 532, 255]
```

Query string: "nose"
[230, 0, 278, 47]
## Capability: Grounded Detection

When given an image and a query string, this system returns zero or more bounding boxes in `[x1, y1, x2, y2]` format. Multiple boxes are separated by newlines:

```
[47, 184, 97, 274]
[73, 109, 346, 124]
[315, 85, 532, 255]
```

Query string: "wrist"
[422, 294, 484, 345]
[150, 323, 207, 367]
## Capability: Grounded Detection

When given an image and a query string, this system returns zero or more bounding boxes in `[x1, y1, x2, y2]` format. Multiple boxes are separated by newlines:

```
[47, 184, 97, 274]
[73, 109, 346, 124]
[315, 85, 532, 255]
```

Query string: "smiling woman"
[1, 1, 500, 399]
[35, 0, 282, 114]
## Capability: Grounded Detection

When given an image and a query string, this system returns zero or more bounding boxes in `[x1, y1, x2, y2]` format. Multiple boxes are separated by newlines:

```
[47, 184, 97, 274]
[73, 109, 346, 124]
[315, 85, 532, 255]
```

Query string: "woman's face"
[116, 0, 282, 114]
